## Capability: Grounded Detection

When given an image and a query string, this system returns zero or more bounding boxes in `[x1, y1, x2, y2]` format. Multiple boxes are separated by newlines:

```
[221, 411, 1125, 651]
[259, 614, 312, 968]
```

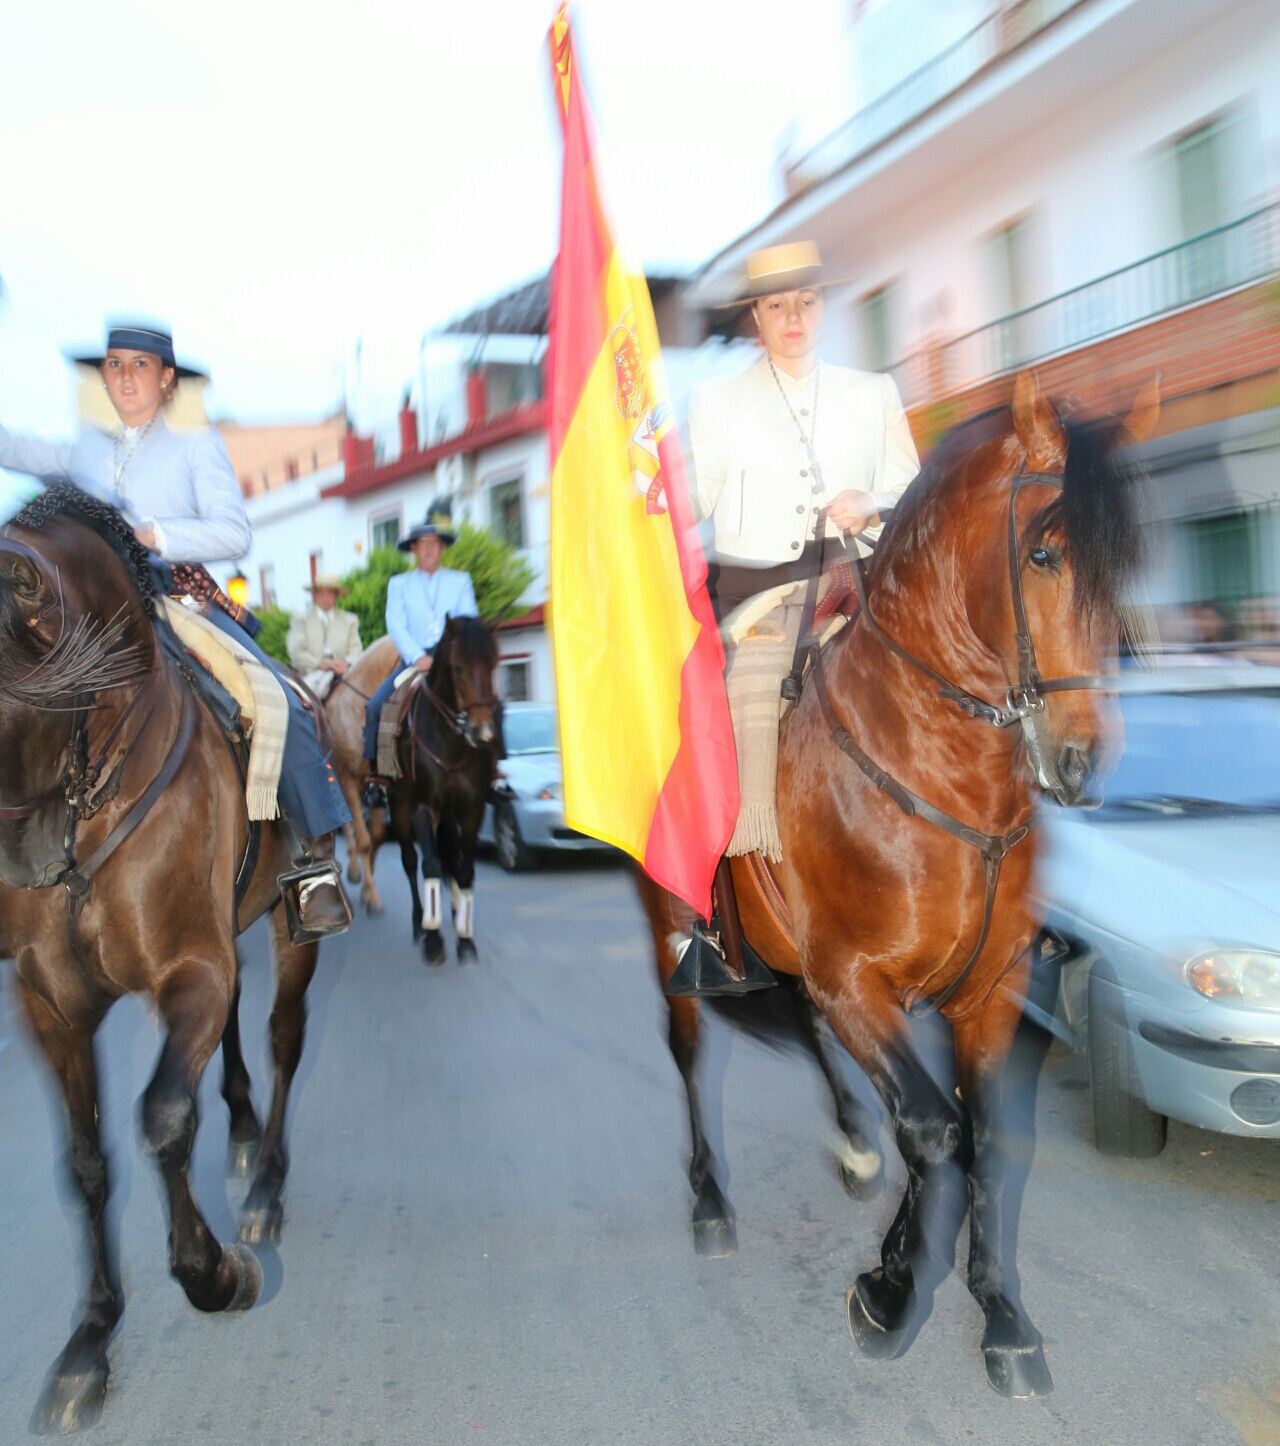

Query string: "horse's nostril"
[1057, 742, 1090, 791]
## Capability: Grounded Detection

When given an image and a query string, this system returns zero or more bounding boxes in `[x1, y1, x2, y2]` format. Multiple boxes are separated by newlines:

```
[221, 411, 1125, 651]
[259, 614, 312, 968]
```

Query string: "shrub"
[254, 604, 293, 665]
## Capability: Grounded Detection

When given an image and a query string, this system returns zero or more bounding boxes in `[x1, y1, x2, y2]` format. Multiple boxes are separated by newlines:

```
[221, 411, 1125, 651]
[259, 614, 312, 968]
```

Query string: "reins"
[783, 462, 1108, 1015]
[408, 650, 498, 781]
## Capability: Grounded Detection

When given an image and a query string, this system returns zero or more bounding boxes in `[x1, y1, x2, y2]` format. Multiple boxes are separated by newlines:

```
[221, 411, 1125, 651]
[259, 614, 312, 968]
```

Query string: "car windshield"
[503, 706, 558, 755]
[1098, 689, 1280, 815]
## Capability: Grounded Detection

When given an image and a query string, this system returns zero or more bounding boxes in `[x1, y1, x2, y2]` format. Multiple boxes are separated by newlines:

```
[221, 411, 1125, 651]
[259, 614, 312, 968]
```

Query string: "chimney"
[465, 368, 487, 427]
[342, 430, 375, 473]
[399, 404, 418, 457]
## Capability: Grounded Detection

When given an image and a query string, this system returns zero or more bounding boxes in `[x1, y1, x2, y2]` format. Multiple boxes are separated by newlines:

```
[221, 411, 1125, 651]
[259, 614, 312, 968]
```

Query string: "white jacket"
[688, 355, 920, 565]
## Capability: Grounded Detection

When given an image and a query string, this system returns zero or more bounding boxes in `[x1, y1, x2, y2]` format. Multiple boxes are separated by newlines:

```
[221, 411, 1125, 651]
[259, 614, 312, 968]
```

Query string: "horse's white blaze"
[450, 880, 474, 939]
[424, 877, 442, 930]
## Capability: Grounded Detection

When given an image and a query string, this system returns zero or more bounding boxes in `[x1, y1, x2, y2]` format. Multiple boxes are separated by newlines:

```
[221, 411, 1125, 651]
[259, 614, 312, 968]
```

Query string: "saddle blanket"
[161, 596, 289, 821]
[376, 672, 423, 779]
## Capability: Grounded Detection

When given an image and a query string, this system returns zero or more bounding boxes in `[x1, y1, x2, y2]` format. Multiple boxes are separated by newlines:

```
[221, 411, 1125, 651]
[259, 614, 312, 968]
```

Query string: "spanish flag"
[546, 6, 738, 920]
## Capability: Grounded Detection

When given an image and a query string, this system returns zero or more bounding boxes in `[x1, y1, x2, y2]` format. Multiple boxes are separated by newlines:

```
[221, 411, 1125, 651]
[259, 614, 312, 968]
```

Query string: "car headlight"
[1186, 950, 1280, 1009]
[537, 781, 563, 801]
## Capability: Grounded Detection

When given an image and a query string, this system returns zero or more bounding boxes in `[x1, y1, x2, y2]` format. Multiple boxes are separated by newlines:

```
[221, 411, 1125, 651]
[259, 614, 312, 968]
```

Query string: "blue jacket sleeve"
[453, 572, 478, 619]
[0, 424, 75, 481]
[385, 576, 423, 664]
[150, 430, 251, 564]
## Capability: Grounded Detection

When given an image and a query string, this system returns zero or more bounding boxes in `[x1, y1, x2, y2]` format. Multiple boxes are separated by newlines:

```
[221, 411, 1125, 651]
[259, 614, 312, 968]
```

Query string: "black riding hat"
[69, 323, 207, 379]
[398, 507, 458, 550]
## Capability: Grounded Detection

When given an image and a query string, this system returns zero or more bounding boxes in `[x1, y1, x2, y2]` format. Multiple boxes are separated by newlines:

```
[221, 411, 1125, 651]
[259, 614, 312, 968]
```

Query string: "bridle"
[788, 462, 1116, 1015]
[409, 644, 499, 779]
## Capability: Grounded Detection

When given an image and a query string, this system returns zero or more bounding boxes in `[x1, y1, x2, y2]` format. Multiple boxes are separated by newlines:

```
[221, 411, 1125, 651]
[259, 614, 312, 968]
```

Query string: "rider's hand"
[329, 659, 348, 675]
[414, 653, 433, 673]
[134, 524, 157, 550]
[827, 489, 880, 534]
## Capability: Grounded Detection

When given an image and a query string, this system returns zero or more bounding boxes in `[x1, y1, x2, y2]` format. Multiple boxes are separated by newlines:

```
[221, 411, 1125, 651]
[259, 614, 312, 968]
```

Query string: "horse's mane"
[11, 482, 159, 616]
[427, 612, 496, 688]
[873, 403, 1146, 624]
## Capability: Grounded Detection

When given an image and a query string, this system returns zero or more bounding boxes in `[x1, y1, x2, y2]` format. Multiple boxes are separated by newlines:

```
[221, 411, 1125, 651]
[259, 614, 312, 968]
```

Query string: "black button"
[800, 468, 808, 477]
[796, 505, 804, 514]
[791, 541, 800, 551]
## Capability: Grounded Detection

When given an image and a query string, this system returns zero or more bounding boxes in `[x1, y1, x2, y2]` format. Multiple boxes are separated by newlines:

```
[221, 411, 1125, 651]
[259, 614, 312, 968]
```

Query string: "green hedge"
[254, 604, 293, 665]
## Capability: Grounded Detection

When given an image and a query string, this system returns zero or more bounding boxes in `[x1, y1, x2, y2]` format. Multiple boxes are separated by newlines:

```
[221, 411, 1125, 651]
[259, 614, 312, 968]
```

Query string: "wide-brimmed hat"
[398, 506, 457, 550]
[305, 572, 347, 594]
[68, 323, 207, 380]
[715, 241, 851, 308]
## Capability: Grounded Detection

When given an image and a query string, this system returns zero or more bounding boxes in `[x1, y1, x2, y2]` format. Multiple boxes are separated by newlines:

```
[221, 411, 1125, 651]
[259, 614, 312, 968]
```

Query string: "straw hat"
[715, 241, 850, 308]
[305, 572, 347, 594]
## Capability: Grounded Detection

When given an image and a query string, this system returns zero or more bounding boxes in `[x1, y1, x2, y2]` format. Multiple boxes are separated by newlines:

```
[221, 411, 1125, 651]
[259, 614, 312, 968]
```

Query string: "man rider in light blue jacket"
[362, 510, 478, 801]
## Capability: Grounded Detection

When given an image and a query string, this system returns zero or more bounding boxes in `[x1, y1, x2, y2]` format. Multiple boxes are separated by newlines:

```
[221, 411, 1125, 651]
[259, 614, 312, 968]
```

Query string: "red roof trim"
[321, 400, 548, 499]
[495, 603, 545, 631]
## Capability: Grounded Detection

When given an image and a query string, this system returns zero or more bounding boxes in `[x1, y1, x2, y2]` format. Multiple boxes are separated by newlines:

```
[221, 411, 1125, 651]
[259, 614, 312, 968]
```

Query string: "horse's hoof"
[846, 1273, 912, 1360]
[363, 897, 383, 917]
[31, 1354, 109, 1435]
[346, 858, 362, 884]
[984, 1342, 1053, 1397]
[224, 1243, 263, 1311]
[839, 1160, 885, 1202]
[238, 1198, 283, 1246]
[226, 1138, 260, 1180]
[422, 930, 446, 966]
[456, 937, 478, 966]
[693, 1214, 738, 1257]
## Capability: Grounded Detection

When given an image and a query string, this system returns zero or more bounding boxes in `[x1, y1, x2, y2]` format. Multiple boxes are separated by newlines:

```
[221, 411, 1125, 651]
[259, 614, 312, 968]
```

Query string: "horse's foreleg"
[221, 967, 262, 1179]
[239, 911, 319, 1245]
[412, 805, 445, 966]
[140, 959, 262, 1315]
[447, 815, 479, 964]
[954, 986, 1053, 1398]
[813, 970, 967, 1359]
[668, 996, 737, 1257]
[389, 792, 426, 943]
[341, 821, 361, 884]
[340, 770, 384, 914]
[19, 982, 121, 1434]
[793, 982, 885, 1200]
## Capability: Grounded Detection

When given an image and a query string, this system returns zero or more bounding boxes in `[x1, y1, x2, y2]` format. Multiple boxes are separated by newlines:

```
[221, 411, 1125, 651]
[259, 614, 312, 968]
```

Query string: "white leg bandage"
[450, 880, 474, 939]
[423, 877, 442, 931]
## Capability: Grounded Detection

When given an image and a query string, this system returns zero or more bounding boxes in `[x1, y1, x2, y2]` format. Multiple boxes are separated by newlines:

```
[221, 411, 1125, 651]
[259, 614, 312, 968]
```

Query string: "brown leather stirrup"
[663, 855, 777, 998]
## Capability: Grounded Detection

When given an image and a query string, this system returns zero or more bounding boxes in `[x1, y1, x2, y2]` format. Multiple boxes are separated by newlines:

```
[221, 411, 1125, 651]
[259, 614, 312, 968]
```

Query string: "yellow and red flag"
[546, 6, 737, 919]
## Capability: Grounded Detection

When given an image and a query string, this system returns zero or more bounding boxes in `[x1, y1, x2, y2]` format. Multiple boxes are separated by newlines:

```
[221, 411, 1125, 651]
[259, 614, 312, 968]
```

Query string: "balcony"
[895, 202, 1280, 412]
[785, 0, 1083, 195]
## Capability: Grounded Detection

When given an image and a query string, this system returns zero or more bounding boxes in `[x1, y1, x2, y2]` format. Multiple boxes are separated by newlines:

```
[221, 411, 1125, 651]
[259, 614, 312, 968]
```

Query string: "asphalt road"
[3, 848, 1280, 1445]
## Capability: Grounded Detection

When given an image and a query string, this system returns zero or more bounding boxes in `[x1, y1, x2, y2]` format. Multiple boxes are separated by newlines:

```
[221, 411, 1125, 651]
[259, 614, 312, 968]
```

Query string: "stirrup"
[362, 775, 389, 809]
[664, 920, 776, 998]
[277, 859, 352, 944]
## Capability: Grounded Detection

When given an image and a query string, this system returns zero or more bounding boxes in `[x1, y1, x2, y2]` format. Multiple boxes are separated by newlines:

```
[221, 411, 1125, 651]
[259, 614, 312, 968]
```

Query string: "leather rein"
[788, 465, 1102, 1016]
[408, 661, 497, 781]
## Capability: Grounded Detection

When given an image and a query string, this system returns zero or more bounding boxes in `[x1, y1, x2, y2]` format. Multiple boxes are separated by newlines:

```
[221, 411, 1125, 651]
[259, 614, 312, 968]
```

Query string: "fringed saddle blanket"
[376, 670, 425, 778]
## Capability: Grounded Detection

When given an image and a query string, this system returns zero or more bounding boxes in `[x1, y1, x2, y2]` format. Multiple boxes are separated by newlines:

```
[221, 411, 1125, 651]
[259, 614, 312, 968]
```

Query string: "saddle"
[729, 853, 802, 976]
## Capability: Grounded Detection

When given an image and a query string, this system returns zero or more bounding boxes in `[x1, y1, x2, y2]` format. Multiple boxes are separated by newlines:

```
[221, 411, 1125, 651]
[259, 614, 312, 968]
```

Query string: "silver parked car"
[479, 702, 617, 871]
[1035, 664, 1280, 1156]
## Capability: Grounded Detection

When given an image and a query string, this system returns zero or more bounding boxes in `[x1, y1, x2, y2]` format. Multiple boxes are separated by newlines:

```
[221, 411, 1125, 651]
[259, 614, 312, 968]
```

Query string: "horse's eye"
[1029, 547, 1057, 569]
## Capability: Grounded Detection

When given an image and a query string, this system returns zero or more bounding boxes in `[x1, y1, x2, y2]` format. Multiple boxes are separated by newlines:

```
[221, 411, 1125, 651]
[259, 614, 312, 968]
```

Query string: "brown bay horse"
[638, 371, 1157, 1397]
[324, 633, 400, 913]
[0, 486, 337, 1433]
[385, 615, 500, 965]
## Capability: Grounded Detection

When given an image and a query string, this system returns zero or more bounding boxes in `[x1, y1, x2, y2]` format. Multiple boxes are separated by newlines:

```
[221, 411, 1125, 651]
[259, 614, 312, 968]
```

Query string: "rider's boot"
[276, 823, 353, 944]
[361, 774, 389, 810]
[664, 856, 776, 998]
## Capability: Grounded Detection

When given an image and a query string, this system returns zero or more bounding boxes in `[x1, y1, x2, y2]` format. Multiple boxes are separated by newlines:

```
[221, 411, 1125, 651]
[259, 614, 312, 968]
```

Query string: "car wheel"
[1088, 970, 1168, 1158]
[495, 803, 531, 873]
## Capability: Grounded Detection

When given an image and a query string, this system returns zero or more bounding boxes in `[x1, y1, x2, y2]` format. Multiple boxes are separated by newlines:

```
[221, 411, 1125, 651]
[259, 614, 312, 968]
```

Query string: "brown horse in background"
[639, 371, 1157, 1397]
[324, 633, 400, 913]
[0, 487, 338, 1433]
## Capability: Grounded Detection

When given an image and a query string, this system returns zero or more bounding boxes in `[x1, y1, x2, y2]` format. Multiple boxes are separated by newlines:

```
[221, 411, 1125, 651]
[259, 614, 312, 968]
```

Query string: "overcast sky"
[0, 0, 846, 438]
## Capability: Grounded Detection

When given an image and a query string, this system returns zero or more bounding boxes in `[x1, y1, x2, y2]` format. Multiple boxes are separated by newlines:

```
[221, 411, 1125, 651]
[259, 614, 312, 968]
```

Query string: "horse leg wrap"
[423, 878, 442, 931]
[450, 881, 474, 939]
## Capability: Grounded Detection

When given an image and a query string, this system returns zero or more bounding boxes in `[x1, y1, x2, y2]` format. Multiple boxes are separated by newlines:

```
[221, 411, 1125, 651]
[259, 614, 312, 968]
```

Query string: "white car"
[1035, 665, 1280, 1156]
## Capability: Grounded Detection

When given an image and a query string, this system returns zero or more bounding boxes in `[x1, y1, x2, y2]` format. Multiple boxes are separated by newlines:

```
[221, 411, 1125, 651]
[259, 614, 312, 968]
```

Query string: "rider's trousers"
[362, 656, 405, 763]
[203, 607, 353, 838]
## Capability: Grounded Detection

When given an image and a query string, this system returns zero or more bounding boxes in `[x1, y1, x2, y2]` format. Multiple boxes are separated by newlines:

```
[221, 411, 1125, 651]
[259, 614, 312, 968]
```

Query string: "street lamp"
[227, 571, 250, 609]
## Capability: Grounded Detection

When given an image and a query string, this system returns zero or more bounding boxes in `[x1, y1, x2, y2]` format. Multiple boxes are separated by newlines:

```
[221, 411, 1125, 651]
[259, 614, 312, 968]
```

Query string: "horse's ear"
[1012, 369, 1066, 472]
[1124, 373, 1161, 443]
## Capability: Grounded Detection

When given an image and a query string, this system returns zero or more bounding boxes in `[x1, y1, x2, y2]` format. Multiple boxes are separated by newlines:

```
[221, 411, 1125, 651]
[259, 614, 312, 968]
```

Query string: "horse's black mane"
[427, 612, 497, 688]
[875, 403, 1146, 623]
[12, 483, 159, 616]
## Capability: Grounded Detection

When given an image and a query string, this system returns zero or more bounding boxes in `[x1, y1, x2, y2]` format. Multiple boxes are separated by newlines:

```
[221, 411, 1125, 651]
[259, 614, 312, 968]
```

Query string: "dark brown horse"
[639, 371, 1157, 1397]
[386, 614, 500, 964]
[0, 486, 333, 1433]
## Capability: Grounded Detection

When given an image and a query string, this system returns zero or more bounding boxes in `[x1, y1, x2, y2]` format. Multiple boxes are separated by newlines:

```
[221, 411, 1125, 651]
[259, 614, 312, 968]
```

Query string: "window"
[1174, 118, 1230, 300]
[985, 215, 1039, 369]
[259, 564, 276, 609]
[370, 510, 401, 552]
[490, 477, 525, 551]
[498, 659, 531, 703]
[857, 285, 897, 372]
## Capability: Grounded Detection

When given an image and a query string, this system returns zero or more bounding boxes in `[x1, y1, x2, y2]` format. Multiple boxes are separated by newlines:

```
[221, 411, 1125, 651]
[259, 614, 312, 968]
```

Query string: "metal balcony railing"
[893, 202, 1280, 405]
[785, 0, 1082, 193]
